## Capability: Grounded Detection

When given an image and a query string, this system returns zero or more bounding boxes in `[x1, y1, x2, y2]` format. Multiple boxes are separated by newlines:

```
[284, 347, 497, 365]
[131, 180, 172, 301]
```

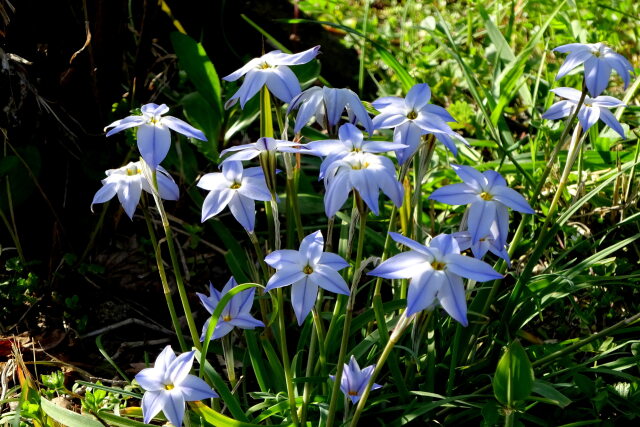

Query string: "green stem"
[222, 334, 237, 387]
[277, 287, 300, 425]
[142, 207, 188, 352]
[260, 87, 274, 139]
[350, 313, 412, 426]
[299, 315, 318, 425]
[149, 169, 200, 348]
[326, 205, 367, 427]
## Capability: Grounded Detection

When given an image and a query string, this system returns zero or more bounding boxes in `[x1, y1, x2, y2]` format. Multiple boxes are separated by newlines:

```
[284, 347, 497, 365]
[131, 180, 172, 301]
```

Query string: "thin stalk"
[326, 205, 367, 427]
[142, 207, 188, 352]
[299, 317, 318, 425]
[222, 334, 237, 388]
[149, 169, 200, 348]
[277, 287, 300, 425]
[350, 313, 412, 426]
[411, 135, 436, 243]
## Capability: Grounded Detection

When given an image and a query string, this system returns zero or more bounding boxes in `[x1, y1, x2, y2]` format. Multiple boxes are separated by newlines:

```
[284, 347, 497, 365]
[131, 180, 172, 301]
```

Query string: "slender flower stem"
[142, 207, 188, 352]
[277, 287, 300, 425]
[150, 170, 200, 348]
[350, 312, 412, 426]
[326, 205, 367, 427]
[222, 334, 237, 388]
[299, 316, 318, 425]
[411, 135, 436, 243]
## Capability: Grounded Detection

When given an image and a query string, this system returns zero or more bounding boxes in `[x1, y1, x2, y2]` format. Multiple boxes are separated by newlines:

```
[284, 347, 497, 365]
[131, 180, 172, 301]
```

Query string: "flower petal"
[310, 265, 350, 295]
[265, 249, 303, 269]
[438, 273, 468, 326]
[162, 116, 207, 141]
[201, 188, 233, 222]
[584, 56, 612, 97]
[555, 49, 593, 80]
[318, 252, 349, 270]
[162, 390, 186, 427]
[372, 112, 407, 130]
[429, 183, 478, 205]
[291, 278, 319, 325]
[179, 375, 218, 401]
[324, 171, 351, 217]
[299, 230, 324, 265]
[394, 121, 423, 164]
[550, 87, 583, 102]
[137, 124, 171, 169]
[388, 232, 433, 256]
[228, 194, 257, 231]
[265, 66, 301, 103]
[541, 100, 574, 121]
[117, 177, 142, 219]
[141, 390, 168, 424]
[406, 269, 441, 316]
[577, 105, 600, 132]
[405, 83, 432, 110]
[467, 201, 497, 245]
[168, 351, 196, 385]
[91, 181, 118, 207]
[597, 108, 625, 139]
[368, 251, 430, 279]
[444, 253, 503, 282]
[268, 45, 320, 66]
[265, 268, 307, 292]
[451, 164, 486, 189]
[229, 313, 264, 329]
[491, 186, 534, 214]
[105, 115, 147, 136]
[135, 368, 164, 391]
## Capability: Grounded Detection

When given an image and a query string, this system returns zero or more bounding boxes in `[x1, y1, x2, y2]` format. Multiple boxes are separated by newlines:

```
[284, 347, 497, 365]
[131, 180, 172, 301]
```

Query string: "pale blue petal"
[239, 177, 272, 201]
[429, 234, 460, 255]
[584, 57, 612, 97]
[324, 171, 351, 217]
[444, 253, 503, 282]
[201, 188, 233, 222]
[156, 173, 179, 201]
[196, 172, 226, 191]
[265, 66, 301, 103]
[351, 169, 380, 215]
[577, 106, 600, 132]
[406, 269, 440, 317]
[452, 231, 472, 251]
[300, 230, 324, 264]
[221, 150, 260, 162]
[394, 121, 423, 164]
[378, 172, 404, 207]
[338, 123, 363, 147]
[318, 252, 349, 270]
[550, 87, 583, 102]
[136, 124, 171, 169]
[269, 45, 320, 66]
[371, 96, 405, 111]
[141, 391, 168, 424]
[553, 43, 590, 54]
[541, 100, 574, 120]
[556, 49, 592, 80]
[105, 115, 146, 136]
[606, 53, 633, 88]
[162, 116, 206, 141]
[168, 351, 195, 385]
[372, 112, 407, 129]
[265, 268, 307, 292]
[135, 368, 164, 391]
[451, 164, 485, 190]
[467, 201, 497, 245]
[265, 249, 303, 269]
[223, 57, 262, 82]
[389, 232, 433, 256]
[598, 108, 625, 138]
[222, 161, 244, 183]
[323, 87, 343, 127]
[483, 170, 507, 188]
[91, 182, 118, 206]
[227, 69, 269, 109]
[291, 278, 318, 325]
[305, 140, 344, 157]
[310, 265, 350, 295]
[368, 251, 430, 279]
[438, 273, 468, 326]
[422, 104, 456, 123]
[155, 345, 176, 372]
[228, 194, 256, 231]
[344, 90, 374, 134]
[591, 96, 625, 108]
[118, 177, 142, 219]
[405, 83, 431, 110]
[495, 204, 510, 248]
[363, 140, 404, 153]
[178, 375, 218, 400]
[491, 186, 534, 213]
[162, 390, 185, 427]
[429, 183, 478, 205]
[229, 313, 264, 329]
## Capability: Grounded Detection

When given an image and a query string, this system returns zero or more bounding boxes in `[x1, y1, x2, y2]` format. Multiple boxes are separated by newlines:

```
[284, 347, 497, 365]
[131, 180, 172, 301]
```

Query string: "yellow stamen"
[164, 384, 174, 391]
[479, 191, 493, 201]
[407, 110, 418, 120]
[223, 315, 232, 322]
[348, 390, 358, 396]
[431, 261, 446, 271]
[303, 265, 313, 274]
[230, 182, 241, 189]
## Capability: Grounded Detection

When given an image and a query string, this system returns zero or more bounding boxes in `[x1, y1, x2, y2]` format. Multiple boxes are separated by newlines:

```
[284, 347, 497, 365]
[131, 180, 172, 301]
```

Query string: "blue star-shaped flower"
[264, 231, 350, 325]
[197, 277, 264, 340]
[369, 233, 502, 325]
[553, 42, 634, 97]
[329, 355, 381, 404]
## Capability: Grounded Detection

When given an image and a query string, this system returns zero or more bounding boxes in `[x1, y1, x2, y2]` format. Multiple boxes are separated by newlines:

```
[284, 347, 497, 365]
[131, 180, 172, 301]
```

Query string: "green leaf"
[40, 397, 104, 427]
[493, 340, 534, 406]
[189, 401, 291, 426]
[181, 92, 220, 161]
[96, 410, 156, 427]
[531, 380, 572, 408]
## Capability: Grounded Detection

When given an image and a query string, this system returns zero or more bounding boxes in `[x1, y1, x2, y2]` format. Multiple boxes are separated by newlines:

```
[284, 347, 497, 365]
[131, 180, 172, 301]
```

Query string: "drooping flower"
[197, 277, 264, 340]
[372, 83, 469, 163]
[264, 231, 350, 325]
[541, 87, 626, 138]
[223, 46, 321, 109]
[91, 161, 179, 219]
[304, 123, 406, 178]
[323, 151, 403, 217]
[368, 233, 502, 325]
[135, 346, 218, 427]
[329, 355, 381, 404]
[428, 165, 534, 246]
[287, 86, 374, 134]
[197, 161, 271, 232]
[219, 137, 303, 164]
[105, 103, 206, 169]
[452, 227, 511, 268]
[553, 42, 634, 97]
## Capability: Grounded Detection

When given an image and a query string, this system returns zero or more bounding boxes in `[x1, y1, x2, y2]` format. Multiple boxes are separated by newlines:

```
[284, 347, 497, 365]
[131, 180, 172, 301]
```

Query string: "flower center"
[230, 182, 242, 189]
[431, 261, 446, 270]
[303, 265, 314, 274]
[407, 110, 418, 120]
[348, 390, 359, 396]
[259, 62, 271, 69]
[126, 167, 141, 176]
[479, 191, 493, 201]
[164, 384, 175, 391]
[223, 315, 232, 322]
[351, 161, 369, 170]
